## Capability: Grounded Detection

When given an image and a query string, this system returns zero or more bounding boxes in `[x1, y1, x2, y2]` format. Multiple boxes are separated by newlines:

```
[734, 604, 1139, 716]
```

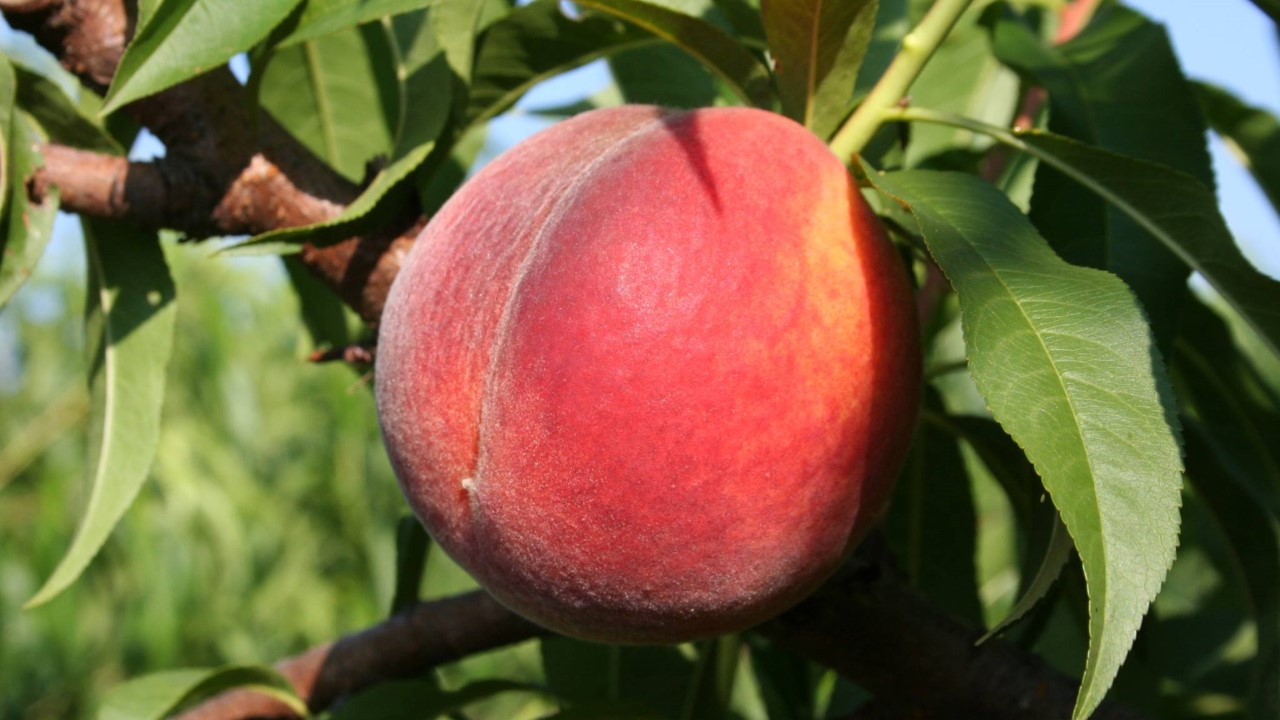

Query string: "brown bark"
[175, 591, 546, 720]
[175, 540, 1145, 720]
[5, 0, 416, 324]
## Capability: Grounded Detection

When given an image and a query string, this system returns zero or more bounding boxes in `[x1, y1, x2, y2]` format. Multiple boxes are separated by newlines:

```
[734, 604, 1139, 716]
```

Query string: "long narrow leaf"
[102, 0, 304, 114]
[13, 65, 122, 153]
[228, 15, 453, 254]
[100, 665, 305, 720]
[1195, 81, 1280, 218]
[278, 0, 432, 47]
[575, 0, 774, 107]
[0, 113, 59, 309]
[888, 108, 1280, 363]
[868, 169, 1183, 720]
[761, 0, 877, 138]
[989, 5, 1214, 347]
[259, 23, 398, 182]
[978, 512, 1072, 643]
[26, 221, 176, 607]
[0, 57, 14, 218]
[467, 0, 655, 123]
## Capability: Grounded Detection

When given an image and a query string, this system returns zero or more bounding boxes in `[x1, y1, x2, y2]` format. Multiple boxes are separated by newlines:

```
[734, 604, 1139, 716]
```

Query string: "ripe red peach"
[375, 105, 920, 643]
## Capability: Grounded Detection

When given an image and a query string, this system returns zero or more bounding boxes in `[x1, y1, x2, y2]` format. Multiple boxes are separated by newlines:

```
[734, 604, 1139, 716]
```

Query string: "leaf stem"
[828, 0, 976, 162]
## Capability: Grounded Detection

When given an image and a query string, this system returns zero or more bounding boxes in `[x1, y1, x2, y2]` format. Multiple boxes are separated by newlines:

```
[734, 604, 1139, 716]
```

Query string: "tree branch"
[175, 590, 546, 720]
[176, 538, 1144, 720]
[4, 0, 418, 324]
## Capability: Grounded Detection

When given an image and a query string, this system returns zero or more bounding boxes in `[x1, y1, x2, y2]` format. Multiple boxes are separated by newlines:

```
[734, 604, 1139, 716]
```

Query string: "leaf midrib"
[925, 194, 1112, 659]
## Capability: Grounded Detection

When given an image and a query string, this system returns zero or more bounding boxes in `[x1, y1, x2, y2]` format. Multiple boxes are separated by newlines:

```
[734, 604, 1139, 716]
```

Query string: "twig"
[829, 0, 977, 162]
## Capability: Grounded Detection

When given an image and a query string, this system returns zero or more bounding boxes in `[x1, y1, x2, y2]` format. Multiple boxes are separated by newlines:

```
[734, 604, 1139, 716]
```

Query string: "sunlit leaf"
[278, 0, 433, 47]
[26, 221, 176, 607]
[228, 14, 453, 254]
[99, 665, 305, 720]
[259, 22, 398, 182]
[13, 65, 122, 153]
[0, 113, 59, 309]
[103, 0, 304, 114]
[434, 0, 490, 86]
[0, 57, 14, 219]
[761, 0, 876, 138]
[979, 512, 1072, 643]
[1195, 81, 1280, 218]
[575, 0, 774, 107]
[868, 169, 1183, 720]
[890, 107, 1280, 365]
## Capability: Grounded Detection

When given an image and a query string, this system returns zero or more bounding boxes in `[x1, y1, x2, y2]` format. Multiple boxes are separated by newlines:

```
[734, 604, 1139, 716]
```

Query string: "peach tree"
[1, 0, 1278, 718]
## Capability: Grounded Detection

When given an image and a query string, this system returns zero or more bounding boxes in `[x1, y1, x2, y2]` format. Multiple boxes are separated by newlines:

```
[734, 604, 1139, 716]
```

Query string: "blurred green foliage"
[0, 229, 411, 719]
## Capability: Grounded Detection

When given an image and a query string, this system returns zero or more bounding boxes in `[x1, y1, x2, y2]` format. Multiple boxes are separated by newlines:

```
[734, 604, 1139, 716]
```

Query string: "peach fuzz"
[375, 105, 920, 643]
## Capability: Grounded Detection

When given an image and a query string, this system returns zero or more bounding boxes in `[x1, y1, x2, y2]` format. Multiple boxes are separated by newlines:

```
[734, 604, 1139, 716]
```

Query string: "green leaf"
[979, 511, 1072, 643]
[330, 679, 546, 719]
[682, 635, 741, 720]
[258, 22, 398, 182]
[229, 16, 453, 254]
[888, 390, 983, 626]
[891, 107, 1280, 366]
[0, 57, 15, 220]
[1171, 296, 1280, 716]
[102, 0, 305, 114]
[1020, 130, 1280, 361]
[13, 65, 122, 153]
[278, 0, 433, 47]
[434, 0, 490, 86]
[575, 0, 774, 107]
[99, 665, 306, 720]
[389, 515, 430, 615]
[26, 221, 177, 607]
[281, 256, 352, 348]
[467, 0, 654, 124]
[902, 11, 1020, 168]
[1, 113, 59, 309]
[743, 635, 816, 720]
[1194, 81, 1280, 218]
[1184, 425, 1280, 719]
[867, 169, 1183, 720]
[989, 4, 1213, 347]
[760, 0, 876, 138]
[610, 43, 720, 109]
[541, 637, 694, 718]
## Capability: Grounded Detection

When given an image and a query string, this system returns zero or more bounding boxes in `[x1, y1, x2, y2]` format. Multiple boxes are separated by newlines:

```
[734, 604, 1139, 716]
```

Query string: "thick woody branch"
[176, 591, 546, 720]
[4, 0, 418, 324]
[178, 540, 1145, 720]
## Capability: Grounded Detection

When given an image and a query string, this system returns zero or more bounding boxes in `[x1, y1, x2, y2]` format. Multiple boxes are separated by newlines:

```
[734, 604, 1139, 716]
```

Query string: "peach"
[375, 105, 919, 643]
